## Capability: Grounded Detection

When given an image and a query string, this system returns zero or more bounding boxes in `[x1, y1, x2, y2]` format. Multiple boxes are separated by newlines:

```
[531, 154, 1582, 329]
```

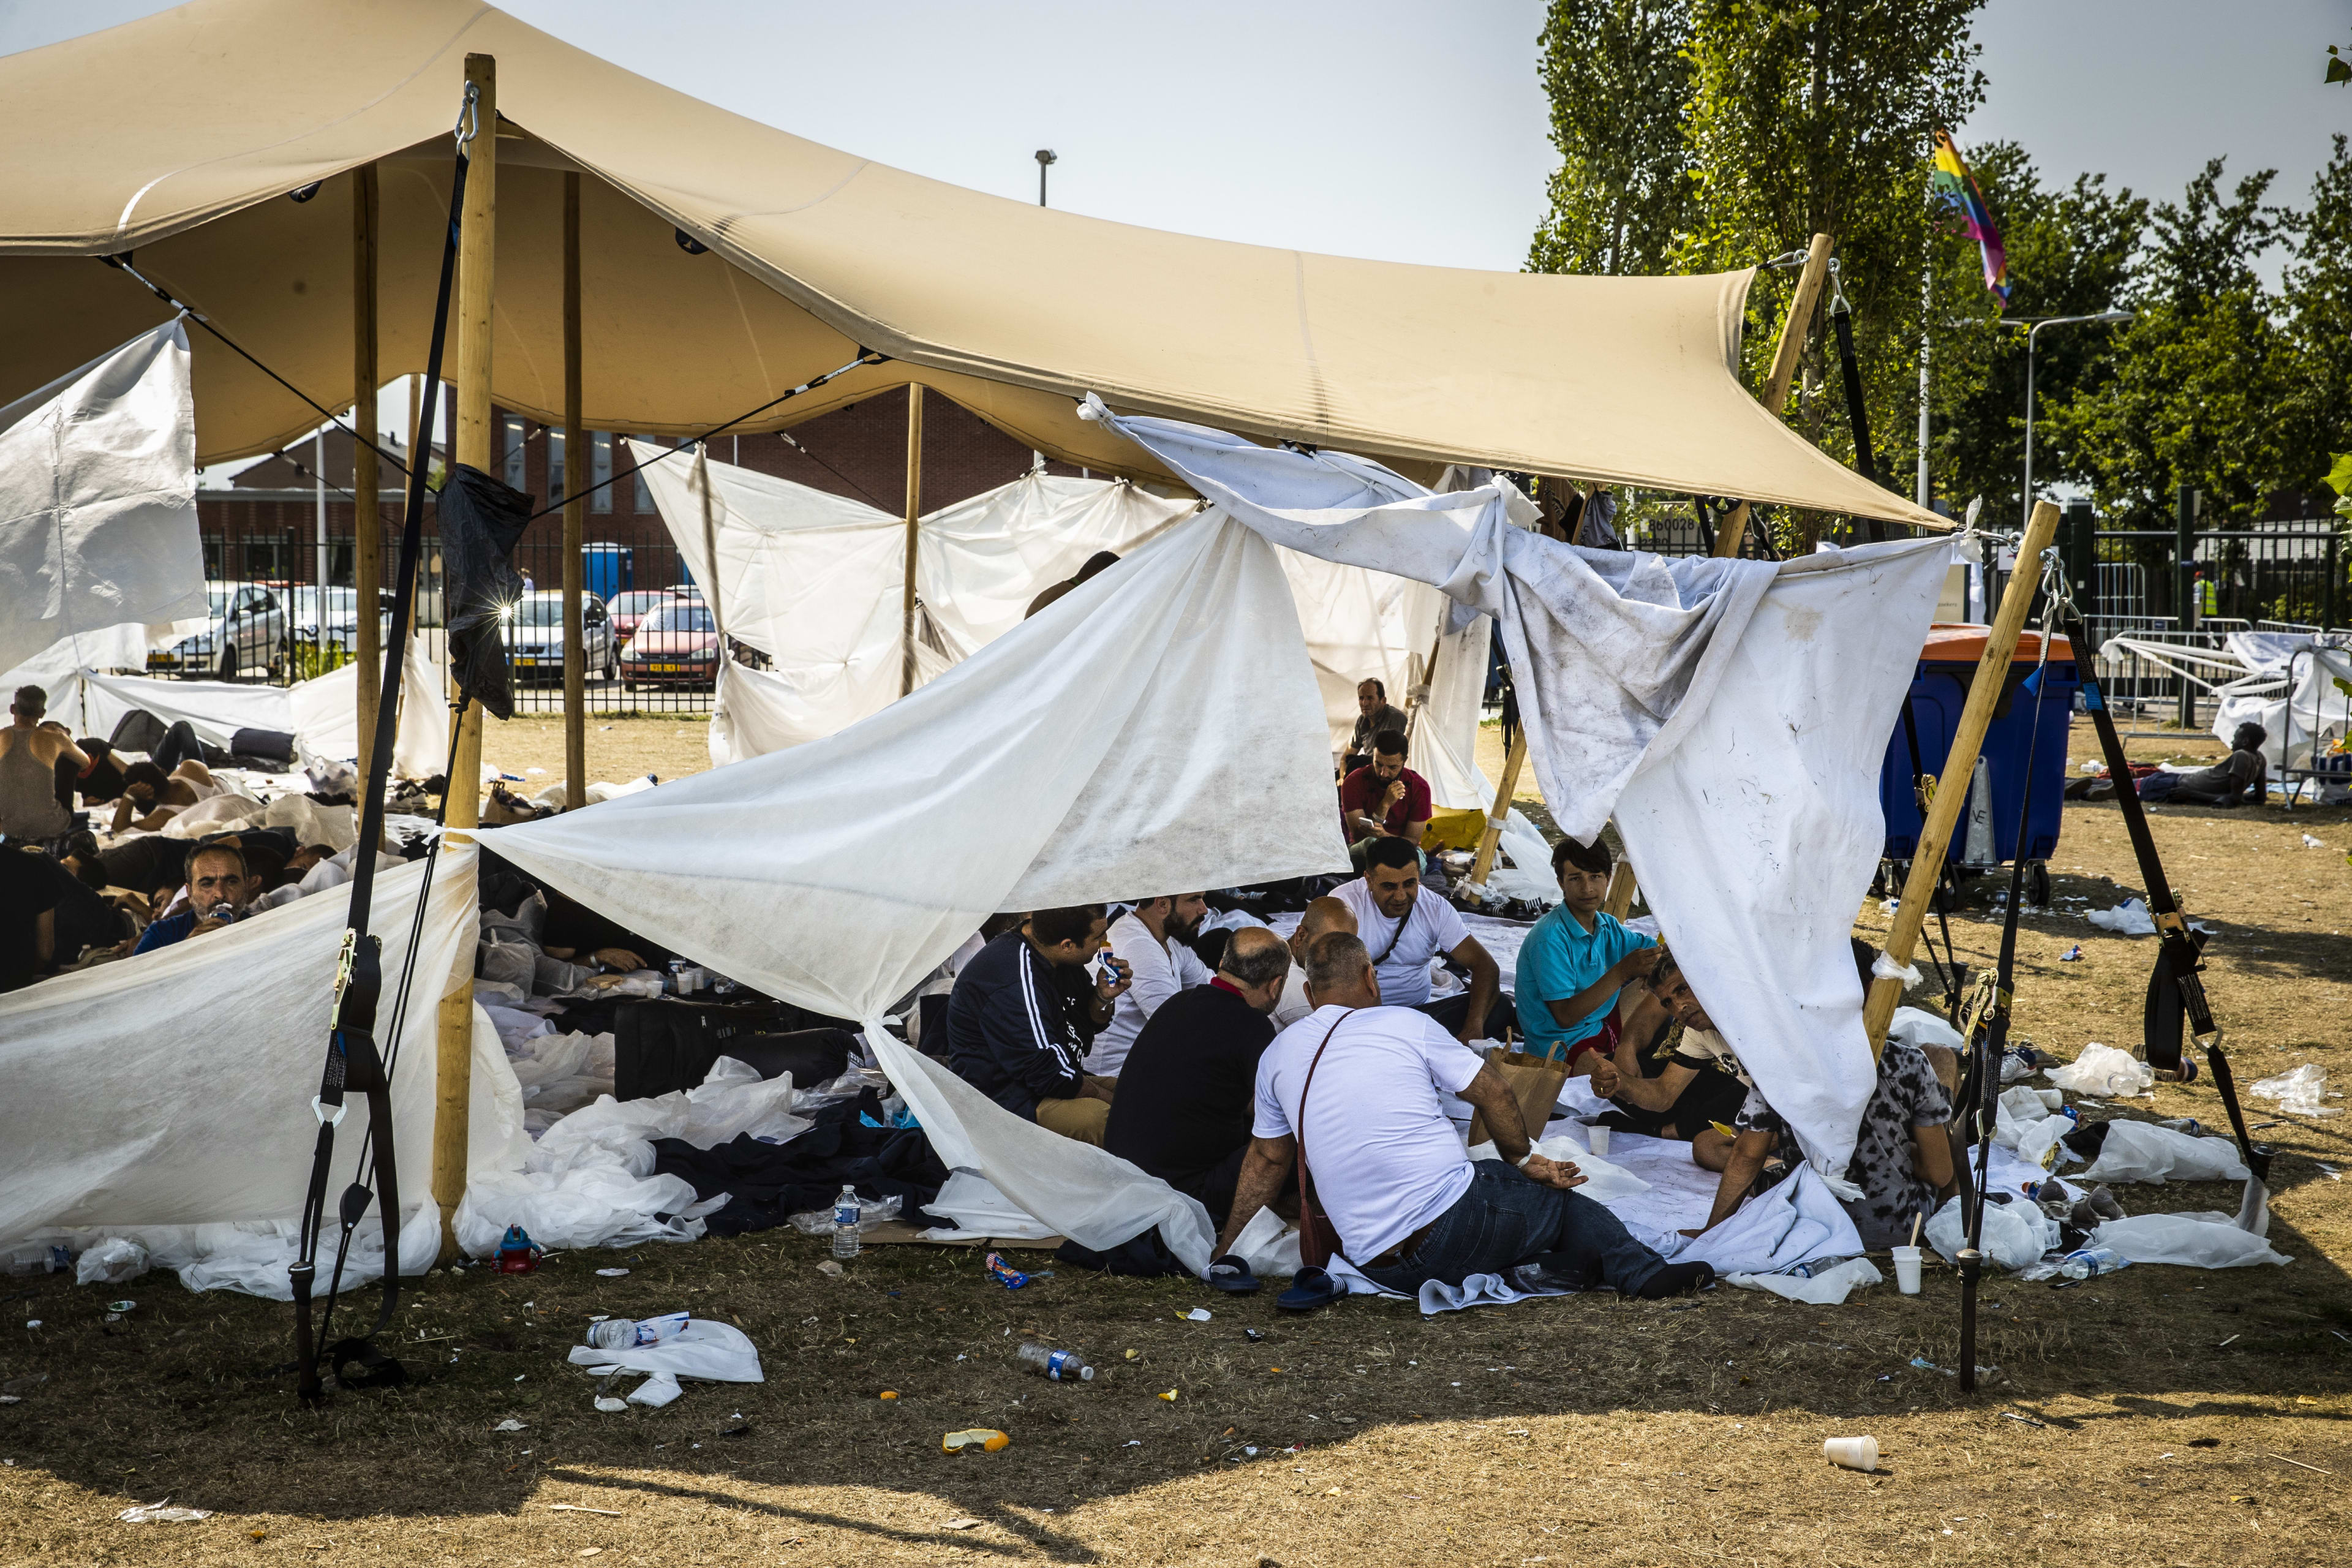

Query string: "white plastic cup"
[1890, 1245, 1923, 1295]
[1586, 1125, 1611, 1158]
[1823, 1435, 1879, 1472]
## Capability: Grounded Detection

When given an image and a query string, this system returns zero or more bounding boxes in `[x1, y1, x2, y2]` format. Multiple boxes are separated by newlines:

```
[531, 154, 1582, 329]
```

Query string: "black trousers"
[1414, 990, 1517, 1042]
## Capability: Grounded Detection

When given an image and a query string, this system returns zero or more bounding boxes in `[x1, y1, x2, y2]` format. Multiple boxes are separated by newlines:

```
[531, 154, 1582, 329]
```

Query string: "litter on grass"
[118, 1502, 210, 1524]
[2250, 1064, 2339, 1117]
[943, 1428, 1010, 1453]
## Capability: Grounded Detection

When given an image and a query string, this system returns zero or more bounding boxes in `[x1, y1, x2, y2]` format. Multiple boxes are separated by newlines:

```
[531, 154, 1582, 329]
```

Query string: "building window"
[632, 436, 656, 513]
[502, 415, 526, 492]
[592, 432, 613, 513]
[547, 431, 565, 505]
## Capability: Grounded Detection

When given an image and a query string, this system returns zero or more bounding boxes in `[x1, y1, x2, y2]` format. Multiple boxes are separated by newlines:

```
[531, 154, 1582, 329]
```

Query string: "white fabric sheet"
[488, 511, 1349, 1028]
[0, 321, 206, 673]
[0, 847, 480, 1243]
[1082, 402, 1951, 1178]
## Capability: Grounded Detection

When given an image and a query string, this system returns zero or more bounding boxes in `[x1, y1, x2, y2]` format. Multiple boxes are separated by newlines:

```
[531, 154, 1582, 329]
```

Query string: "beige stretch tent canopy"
[0, 0, 1940, 526]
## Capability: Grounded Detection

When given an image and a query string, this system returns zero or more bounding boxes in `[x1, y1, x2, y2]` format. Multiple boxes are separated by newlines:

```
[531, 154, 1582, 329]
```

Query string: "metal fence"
[189, 488, 717, 716]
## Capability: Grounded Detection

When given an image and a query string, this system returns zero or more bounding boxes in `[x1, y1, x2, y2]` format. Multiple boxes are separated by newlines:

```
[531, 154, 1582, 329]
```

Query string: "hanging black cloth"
[437, 464, 533, 721]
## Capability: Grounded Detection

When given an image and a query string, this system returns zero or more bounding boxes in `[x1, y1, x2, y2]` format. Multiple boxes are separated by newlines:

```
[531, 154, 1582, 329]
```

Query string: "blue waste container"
[581, 543, 633, 603]
[1880, 624, 2076, 875]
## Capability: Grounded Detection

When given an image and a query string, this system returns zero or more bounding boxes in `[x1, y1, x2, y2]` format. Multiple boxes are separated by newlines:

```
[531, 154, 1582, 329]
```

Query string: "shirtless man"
[0, 687, 87, 842]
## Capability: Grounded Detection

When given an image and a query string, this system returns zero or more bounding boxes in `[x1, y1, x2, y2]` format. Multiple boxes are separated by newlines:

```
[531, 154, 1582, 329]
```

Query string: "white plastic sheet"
[0, 847, 480, 1244]
[1082, 401, 1951, 1179]
[2078, 1120, 2250, 1185]
[2091, 1212, 2292, 1269]
[1925, 1193, 2057, 1271]
[489, 511, 1348, 1028]
[2049, 1043, 2156, 1098]
[0, 321, 205, 673]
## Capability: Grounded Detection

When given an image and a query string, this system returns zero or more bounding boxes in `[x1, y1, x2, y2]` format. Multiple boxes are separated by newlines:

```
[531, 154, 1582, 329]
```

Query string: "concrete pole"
[433, 51, 496, 1261]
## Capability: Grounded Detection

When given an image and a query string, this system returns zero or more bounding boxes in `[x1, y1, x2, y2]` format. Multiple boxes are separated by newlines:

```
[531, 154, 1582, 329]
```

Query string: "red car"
[620, 598, 718, 689]
[608, 589, 679, 648]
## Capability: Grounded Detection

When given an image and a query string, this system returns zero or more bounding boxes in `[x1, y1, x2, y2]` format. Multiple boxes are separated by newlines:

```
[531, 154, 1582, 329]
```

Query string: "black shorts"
[1600, 1065, 1747, 1141]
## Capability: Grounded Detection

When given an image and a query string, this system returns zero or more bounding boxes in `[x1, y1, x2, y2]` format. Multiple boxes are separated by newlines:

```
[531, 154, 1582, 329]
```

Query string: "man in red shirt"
[1338, 728, 1433, 871]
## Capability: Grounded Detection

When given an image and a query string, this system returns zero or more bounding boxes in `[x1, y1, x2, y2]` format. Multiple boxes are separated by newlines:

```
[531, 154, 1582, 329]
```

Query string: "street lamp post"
[2021, 311, 2133, 528]
[1035, 148, 1057, 208]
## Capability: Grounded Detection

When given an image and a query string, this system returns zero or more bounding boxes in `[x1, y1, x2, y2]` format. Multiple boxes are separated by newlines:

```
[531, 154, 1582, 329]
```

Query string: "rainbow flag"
[1931, 130, 2008, 303]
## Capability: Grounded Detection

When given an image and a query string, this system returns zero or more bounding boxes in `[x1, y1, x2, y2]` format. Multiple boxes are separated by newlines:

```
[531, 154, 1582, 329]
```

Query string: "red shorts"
[1560, 1012, 1621, 1071]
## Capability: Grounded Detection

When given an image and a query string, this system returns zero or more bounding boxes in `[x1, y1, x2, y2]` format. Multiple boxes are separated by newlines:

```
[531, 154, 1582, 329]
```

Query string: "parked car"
[287, 586, 397, 650]
[620, 598, 719, 689]
[148, 582, 289, 681]
[499, 591, 616, 684]
[608, 589, 679, 647]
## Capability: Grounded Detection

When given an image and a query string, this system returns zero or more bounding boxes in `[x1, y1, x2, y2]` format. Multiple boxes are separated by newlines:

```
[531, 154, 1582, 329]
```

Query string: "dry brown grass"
[4, 722, 2348, 1565]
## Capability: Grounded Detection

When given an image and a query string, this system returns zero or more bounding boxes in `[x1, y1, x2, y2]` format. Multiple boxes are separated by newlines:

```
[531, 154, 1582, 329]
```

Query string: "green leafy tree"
[1526, 0, 1695, 276]
[1922, 143, 2143, 521]
[1675, 0, 1987, 527]
[2044, 160, 2291, 528]
[2280, 136, 2352, 497]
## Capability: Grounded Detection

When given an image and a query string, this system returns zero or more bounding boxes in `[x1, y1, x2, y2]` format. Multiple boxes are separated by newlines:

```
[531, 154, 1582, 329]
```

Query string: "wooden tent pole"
[1401, 628, 1446, 742]
[1469, 730, 1529, 889]
[1602, 859, 1638, 920]
[1864, 499, 2062, 1054]
[899, 384, 925, 696]
[1714, 232, 1833, 559]
[561, 170, 587, 813]
[352, 162, 381, 786]
[433, 51, 496, 1262]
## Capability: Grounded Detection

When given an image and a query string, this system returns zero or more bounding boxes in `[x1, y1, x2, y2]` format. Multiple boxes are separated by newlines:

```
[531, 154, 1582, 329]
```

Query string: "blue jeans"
[1357, 1159, 1665, 1295]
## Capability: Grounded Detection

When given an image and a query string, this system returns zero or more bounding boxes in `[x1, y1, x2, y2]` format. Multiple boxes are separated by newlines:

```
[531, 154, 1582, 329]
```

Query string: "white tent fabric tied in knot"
[1082, 397, 1953, 1180]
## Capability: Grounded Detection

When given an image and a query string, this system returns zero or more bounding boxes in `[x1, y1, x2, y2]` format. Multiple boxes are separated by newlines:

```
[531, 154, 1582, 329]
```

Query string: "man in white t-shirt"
[1211, 929, 1711, 1300]
[1330, 837, 1504, 1042]
[1272, 895, 1356, 1030]
[1090, 893, 1214, 1076]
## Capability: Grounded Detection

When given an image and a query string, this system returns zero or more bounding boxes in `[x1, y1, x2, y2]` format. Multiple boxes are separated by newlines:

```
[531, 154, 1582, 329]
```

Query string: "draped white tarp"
[0, 848, 489, 1245]
[489, 510, 1348, 1022]
[631, 445, 1194, 762]
[0, 321, 206, 674]
[1080, 400, 1951, 1178]
[19, 636, 446, 778]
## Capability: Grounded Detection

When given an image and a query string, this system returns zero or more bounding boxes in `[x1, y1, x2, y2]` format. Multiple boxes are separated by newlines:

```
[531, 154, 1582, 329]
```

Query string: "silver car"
[288, 586, 397, 652]
[150, 582, 290, 681]
[499, 591, 617, 684]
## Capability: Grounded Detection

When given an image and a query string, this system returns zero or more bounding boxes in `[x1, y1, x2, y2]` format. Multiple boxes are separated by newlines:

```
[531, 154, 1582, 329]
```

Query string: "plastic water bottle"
[2057, 1246, 2128, 1280]
[586, 1311, 688, 1352]
[1017, 1342, 1096, 1382]
[832, 1185, 862, 1260]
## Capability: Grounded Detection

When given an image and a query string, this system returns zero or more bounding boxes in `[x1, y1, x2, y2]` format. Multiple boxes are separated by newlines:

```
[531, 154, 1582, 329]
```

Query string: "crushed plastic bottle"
[832, 1185, 862, 1261]
[2056, 1246, 2130, 1280]
[586, 1311, 690, 1352]
[1017, 1343, 1095, 1382]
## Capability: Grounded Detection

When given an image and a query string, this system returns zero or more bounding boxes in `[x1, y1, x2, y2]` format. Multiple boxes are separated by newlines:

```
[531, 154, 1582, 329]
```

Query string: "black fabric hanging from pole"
[438, 466, 533, 722]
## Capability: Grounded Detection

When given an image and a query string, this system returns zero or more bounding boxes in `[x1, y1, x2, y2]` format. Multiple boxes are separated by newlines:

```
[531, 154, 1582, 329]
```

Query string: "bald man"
[1103, 926, 1294, 1229]
[1272, 896, 1357, 1029]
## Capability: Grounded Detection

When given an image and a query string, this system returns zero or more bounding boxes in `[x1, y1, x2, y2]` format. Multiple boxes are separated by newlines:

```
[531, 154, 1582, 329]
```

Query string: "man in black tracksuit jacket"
[943, 904, 1131, 1145]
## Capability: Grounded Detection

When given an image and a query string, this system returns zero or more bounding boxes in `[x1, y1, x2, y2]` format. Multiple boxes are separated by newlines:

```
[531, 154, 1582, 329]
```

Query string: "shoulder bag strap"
[1370, 902, 1412, 967]
[1292, 1009, 1354, 1265]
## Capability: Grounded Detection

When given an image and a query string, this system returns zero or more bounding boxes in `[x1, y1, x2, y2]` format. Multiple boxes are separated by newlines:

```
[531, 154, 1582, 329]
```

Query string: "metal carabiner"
[454, 80, 481, 151]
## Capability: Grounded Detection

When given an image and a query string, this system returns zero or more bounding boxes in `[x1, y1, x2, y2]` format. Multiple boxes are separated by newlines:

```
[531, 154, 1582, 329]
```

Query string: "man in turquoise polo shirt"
[1513, 835, 1657, 1067]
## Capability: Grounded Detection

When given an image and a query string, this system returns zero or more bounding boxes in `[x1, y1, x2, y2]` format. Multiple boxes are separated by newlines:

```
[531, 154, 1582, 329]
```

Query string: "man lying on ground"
[2138, 721, 2267, 807]
[1585, 949, 1754, 1155]
[0, 685, 86, 843]
[1338, 728, 1433, 872]
[1330, 836, 1506, 1042]
[1105, 927, 1293, 1229]
[1090, 892, 1214, 1076]
[1272, 895, 1357, 1029]
[1214, 930, 1712, 1298]
[109, 759, 217, 834]
[943, 903, 1133, 1146]
[130, 842, 257, 954]
[1514, 834, 1657, 1066]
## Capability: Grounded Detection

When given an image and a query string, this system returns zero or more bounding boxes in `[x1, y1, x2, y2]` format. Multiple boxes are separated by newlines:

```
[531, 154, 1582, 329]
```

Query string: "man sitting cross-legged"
[1105, 927, 1294, 1230]
[1330, 836, 1506, 1042]
[1213, 930, 1712, 1298]
[944, 903, 1133, 1145]
[1338, 727, 1433, 870]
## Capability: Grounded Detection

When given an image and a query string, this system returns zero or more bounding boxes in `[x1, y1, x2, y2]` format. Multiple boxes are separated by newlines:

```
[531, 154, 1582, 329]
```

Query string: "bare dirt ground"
[473, 712, 715, 795]
[5, 720, 2348, 1566]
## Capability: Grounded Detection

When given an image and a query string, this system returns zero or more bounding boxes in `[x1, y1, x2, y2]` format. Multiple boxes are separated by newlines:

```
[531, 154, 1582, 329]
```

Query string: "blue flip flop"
[1275, 1265, 1345, 1313]
[1205, 1254, 1261, 1294]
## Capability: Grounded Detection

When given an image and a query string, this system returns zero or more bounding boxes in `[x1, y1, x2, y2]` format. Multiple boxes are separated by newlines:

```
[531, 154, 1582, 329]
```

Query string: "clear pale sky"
[2, 0, 2344, 440]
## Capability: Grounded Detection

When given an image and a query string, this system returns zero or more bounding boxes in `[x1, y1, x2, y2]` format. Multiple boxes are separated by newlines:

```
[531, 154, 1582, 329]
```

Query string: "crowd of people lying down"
[0, 682, 391, 989]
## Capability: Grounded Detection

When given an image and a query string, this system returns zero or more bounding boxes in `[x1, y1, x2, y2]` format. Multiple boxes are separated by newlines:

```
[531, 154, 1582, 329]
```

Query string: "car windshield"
[647, 604, 714, 633]
[613, 592, 669, 616]
[507, 595, 567, 629]
[207, 587, 230, 615]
